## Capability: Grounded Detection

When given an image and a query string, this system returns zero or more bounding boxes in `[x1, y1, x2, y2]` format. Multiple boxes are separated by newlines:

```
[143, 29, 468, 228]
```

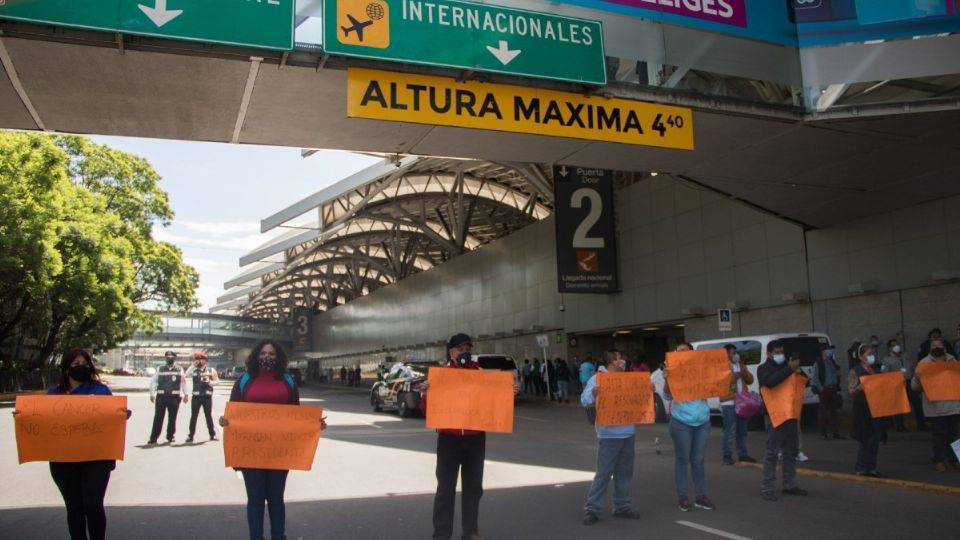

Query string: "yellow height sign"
[347, 68, 694, 150]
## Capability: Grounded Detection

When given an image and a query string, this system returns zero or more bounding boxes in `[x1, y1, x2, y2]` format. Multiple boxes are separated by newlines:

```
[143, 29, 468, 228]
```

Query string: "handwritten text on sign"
[224, 402, 322, 471]
[760, 374, 807, 428]
[860, 372, 911, 418]
[15, 395, 127, 464]
[664, 349, 732, 402]
[916, 362, 960, 401]
[596, 372, 655, 426]
[425, 368, 515, 433]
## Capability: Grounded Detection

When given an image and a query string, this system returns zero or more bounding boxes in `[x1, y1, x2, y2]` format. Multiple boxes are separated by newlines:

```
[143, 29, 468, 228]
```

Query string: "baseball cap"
[164, 351, 177, 358]
[193, 352, 208, 360]
[447, 333, 473, 350]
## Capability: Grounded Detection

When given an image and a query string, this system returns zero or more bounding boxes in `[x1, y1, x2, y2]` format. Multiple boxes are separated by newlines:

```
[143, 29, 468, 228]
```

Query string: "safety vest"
[157, 365, 182, 395]
[192, 366, 214, 396]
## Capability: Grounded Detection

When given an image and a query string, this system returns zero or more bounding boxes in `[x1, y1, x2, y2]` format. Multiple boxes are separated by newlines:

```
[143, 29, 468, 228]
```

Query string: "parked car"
[220, 366, 245, 380]
[651, 333, 832, 427]
[473, 354, 520, 385]
[370, 361, 433, 417]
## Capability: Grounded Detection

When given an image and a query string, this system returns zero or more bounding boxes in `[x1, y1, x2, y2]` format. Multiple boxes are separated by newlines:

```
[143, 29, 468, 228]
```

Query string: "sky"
[90, 135, 381, 312]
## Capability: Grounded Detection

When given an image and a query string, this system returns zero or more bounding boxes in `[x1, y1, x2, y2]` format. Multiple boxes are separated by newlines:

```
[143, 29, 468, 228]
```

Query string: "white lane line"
[515, 415, 548, 422]
[676, 521, 754, 540]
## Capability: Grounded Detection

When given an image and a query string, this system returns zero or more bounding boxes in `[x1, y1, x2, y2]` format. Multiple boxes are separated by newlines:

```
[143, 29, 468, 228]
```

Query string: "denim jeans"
[761, 419, 799, 494]
[584, 436, 635, 515]
[720, 405, 750, 460]
[669, 418, 709, 499]
[557, 381, 569, 401]
[241, 468, 289, 540]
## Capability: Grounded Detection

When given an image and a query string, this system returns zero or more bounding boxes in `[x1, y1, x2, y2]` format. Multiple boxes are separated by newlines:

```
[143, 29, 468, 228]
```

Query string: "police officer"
[148, 351, 187, 445]
[185, 352, 219, 444]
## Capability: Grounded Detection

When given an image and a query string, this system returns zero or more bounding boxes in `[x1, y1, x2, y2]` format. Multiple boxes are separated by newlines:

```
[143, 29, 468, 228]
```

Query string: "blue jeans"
[241, 468, 289, 540]
[721, 405, 750, 459]
[584, 436, 635, 515]
[557, 381, 569, 401]
[669, 418, 709, 499]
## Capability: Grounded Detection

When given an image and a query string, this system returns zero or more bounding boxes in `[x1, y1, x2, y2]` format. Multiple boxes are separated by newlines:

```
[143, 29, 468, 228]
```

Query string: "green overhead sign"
[0, 0, 294, 51]
[324, 0, 607, 85]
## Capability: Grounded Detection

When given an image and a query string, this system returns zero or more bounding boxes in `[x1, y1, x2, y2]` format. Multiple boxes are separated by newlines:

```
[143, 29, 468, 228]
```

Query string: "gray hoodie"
[911, 355, 960, 418]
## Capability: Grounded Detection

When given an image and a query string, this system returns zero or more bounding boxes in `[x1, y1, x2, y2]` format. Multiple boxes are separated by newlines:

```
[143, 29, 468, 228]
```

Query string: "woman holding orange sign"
[848, 343, 884, 477]
[219, 340, 327, 540]
[41, 349, 130, 540]
[664, 343, 715, 512]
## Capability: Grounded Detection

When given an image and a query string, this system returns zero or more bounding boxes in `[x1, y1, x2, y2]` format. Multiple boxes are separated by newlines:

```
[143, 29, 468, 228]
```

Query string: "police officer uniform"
[186, 353, 219, 443]
[149, 352, 186, 444]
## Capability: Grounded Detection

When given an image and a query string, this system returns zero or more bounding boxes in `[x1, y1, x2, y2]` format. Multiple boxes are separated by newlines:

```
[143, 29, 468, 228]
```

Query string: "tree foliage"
[0, 133, 198, 368]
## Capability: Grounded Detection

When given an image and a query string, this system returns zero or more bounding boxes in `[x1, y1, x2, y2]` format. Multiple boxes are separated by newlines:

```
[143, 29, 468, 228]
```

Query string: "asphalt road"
[0, 377, 957, 539]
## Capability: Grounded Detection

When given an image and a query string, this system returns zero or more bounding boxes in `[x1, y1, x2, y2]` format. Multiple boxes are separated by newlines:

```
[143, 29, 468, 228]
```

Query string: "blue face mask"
[866, 355, 876, 365]
[772, 354, 786, 365]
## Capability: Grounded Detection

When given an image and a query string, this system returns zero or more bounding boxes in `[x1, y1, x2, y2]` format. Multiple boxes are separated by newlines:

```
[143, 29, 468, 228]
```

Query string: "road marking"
[676, 521, 754, 540]
[515, 415, 548, 422]
[735, 461, 960, 495]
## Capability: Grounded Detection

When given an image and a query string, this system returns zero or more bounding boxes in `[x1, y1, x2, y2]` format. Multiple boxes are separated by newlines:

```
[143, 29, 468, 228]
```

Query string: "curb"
[735, 461, 960, 495]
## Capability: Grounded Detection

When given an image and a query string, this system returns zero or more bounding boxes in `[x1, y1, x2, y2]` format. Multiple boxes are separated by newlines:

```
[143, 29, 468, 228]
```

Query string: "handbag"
[733, 377, 762, 418]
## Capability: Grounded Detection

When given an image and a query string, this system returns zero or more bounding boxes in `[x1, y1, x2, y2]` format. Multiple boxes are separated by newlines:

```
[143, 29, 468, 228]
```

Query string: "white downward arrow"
[486, 40, 521, 66]
[558, 166, 569, 177]
[138, 0, 183, 28]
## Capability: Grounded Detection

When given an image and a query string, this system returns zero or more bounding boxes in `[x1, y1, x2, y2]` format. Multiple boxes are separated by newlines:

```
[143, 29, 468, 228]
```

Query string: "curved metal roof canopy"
[215, 156, 553, 320]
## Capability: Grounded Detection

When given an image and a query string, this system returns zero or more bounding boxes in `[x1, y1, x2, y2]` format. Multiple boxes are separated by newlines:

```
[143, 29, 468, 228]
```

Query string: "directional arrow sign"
[324, 0, 606, 85]
[0, 0, 294, 50]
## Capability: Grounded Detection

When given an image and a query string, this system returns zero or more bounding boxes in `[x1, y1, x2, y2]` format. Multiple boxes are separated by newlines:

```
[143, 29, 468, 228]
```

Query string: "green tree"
[0, 133, 198, 368]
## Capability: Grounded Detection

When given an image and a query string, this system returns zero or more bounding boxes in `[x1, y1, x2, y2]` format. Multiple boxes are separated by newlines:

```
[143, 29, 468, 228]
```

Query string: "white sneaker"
[797, 451, 809, 462]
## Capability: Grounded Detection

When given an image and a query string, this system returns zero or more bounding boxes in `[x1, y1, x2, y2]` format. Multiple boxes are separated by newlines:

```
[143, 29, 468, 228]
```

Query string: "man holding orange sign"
[581, 350, 642, 526]
[420, 333, 519, 540]
[911, 337, 960, 472]
[758, 341, 808, 501]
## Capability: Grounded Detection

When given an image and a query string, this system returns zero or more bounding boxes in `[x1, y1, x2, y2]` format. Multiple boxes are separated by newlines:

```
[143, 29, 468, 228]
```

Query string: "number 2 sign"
[553, 165, 619, 294]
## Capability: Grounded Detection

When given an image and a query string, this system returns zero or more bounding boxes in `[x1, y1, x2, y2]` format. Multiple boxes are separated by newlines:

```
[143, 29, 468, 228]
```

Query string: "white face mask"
[866, 355, 876, 365]
[773, 354, 786, 365]
[732, 353, 740, 363]
[892, 345, 902, 354]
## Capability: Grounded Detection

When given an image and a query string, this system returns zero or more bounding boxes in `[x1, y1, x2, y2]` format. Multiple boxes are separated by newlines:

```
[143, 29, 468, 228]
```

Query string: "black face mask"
[68, 364, 92, 382]
[931, 347, 946, 358]
[166, 358, 175, 365]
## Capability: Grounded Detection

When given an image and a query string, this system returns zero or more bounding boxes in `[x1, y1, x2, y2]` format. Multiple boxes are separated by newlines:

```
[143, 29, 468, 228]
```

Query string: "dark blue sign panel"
[554, 166, 619, 294]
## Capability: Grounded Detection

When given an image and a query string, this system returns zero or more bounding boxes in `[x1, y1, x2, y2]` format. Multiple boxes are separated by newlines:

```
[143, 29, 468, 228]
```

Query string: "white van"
[650, 332, 833, 425]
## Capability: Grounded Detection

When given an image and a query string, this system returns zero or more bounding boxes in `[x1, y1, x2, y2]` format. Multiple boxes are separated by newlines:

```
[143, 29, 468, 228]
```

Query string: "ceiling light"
[642, 327, 660, 331]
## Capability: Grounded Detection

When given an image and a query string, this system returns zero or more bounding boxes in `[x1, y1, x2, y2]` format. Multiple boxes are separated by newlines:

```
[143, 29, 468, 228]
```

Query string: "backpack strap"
[238, 373, 251, 396]
[283, 373, 295, 388]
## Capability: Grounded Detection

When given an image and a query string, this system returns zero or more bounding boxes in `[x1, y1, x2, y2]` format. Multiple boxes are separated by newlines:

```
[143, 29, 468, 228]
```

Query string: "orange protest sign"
[860, 372, 911, 418]
[917, 362, 960, 401]
[14, 395, 127, 464]
[425, 368, 514, 433]
[596, 372, 655, 426]
[664, 349, 732, 401]
[759, 374, 806, 428]
[223, 402, 322, 471]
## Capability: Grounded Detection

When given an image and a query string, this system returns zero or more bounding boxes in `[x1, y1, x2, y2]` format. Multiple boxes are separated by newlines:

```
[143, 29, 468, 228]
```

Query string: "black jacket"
[758, 359, 796, 389]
